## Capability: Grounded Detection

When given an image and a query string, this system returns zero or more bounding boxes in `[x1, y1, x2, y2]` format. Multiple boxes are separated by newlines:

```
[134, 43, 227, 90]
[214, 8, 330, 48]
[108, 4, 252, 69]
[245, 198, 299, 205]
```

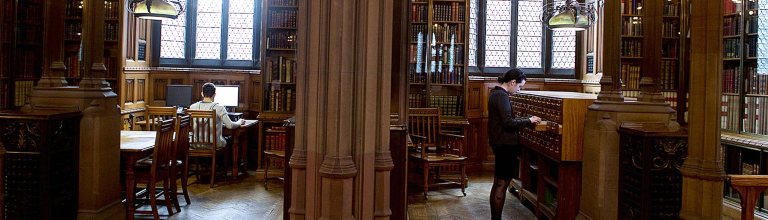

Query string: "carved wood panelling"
[154, 79, 168, 101]
[137, 79, 146, 102]
[171, 78, 184, 85]
[126, 79, 135, 103]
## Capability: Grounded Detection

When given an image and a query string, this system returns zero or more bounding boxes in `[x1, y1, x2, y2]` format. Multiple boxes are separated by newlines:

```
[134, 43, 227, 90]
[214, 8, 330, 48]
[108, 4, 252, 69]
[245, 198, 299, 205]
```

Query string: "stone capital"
[290, 149, 308, 169]
[319, 155, 357, 178]
[374, 151, 394, 171]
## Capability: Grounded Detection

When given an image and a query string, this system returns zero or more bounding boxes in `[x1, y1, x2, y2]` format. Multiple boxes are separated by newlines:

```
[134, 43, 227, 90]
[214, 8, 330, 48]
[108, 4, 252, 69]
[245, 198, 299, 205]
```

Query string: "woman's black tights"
[490, 177, 511, 220]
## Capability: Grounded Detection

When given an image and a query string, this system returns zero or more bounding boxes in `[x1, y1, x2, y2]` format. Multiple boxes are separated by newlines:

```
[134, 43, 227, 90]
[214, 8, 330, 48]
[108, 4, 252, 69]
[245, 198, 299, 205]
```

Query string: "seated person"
[190, 83, 245, 149]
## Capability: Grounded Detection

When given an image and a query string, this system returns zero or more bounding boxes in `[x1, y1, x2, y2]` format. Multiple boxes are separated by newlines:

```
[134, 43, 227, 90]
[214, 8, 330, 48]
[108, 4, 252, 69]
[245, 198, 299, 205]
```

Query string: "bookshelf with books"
[620, 0, 644, 99]
[407, 0, 468, 122]
[0, 0, 44, 110]
[63, 0, 121, 88]
[720, 0, 768, 213]
[258, 0, 298, 169]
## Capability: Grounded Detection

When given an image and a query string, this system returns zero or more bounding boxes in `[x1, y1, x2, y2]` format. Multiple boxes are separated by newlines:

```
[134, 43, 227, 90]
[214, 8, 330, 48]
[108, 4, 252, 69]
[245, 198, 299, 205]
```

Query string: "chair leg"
[170, 168, 181, 211]
[461, 164, 467, 196]
[264, 157, 269, 189]
[148, 180, 160, 220]
[163, 177, 175, 215]
[423, 164, 429, 199]
[181, 159, 191, 204]
[210, 155, 217, 188]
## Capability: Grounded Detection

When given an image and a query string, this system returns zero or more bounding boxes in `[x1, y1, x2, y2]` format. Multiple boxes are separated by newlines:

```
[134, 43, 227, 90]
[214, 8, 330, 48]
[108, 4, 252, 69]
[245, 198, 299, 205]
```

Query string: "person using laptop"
[190, 82, 246, 148]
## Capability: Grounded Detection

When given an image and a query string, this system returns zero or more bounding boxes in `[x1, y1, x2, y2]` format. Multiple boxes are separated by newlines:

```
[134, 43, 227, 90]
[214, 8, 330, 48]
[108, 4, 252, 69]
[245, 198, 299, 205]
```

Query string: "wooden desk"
[226, 119, 258, 178]
[120, 130, 156, 220]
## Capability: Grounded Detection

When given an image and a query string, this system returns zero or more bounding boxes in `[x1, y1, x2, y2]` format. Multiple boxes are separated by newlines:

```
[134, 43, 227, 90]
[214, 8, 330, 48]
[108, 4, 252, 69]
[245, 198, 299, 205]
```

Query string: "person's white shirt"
[189, 101, 241, 148]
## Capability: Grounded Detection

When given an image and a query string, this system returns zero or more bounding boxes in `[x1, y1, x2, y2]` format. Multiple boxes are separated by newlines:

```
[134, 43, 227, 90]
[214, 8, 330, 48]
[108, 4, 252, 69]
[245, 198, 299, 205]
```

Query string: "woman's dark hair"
[497, 68, 527, 84]
[202, 83, 216, 98]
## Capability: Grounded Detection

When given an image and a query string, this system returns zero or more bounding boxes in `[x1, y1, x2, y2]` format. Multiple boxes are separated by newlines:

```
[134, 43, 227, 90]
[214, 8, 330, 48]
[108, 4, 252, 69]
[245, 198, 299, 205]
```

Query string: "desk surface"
[121, 131, 156, 153]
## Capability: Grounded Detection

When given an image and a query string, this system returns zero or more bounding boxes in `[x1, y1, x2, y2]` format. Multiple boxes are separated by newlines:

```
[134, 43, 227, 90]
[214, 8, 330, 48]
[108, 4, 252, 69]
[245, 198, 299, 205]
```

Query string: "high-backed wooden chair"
[407, 108, 467, 198]
[263, 127, 287, 189]
[133, 118, 176, 219]
[170, 115, 191, 210]
[145, 106, 177, 131]
[187, 109, 229, 188]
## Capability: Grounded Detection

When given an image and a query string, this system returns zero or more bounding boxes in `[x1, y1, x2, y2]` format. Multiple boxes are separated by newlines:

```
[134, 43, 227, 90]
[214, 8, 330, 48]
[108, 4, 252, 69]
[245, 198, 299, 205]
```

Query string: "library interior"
[0, 0, 763, 219]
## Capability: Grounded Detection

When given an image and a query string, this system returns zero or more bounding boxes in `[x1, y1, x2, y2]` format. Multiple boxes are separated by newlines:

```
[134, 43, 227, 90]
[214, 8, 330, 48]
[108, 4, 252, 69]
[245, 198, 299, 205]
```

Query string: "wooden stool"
[729, 175, 768, 220]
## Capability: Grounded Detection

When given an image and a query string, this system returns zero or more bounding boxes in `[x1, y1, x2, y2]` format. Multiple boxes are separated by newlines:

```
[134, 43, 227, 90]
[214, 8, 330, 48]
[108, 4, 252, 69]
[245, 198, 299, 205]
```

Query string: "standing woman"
[487, 68, 541, 220]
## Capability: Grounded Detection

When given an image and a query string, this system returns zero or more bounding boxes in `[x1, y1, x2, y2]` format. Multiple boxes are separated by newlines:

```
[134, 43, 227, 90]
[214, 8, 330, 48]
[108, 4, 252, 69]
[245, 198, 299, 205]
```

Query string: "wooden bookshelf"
[0, 0, 44, 110]
[63, 0, 121, 89]
[258, 0, 298, 169]
[406, 0, 468, 120]
[619, 0, 644, 99]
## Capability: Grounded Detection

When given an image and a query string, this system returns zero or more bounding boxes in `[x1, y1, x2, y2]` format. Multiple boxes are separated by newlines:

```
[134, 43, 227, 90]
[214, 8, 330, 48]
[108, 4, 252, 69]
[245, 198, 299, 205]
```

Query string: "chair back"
[187, 109, 218, 153]
[146, 106, 177, 131]
[175, 115, 191, 161]
[407, 108, 441, 148]
[150, 118, 176, 175]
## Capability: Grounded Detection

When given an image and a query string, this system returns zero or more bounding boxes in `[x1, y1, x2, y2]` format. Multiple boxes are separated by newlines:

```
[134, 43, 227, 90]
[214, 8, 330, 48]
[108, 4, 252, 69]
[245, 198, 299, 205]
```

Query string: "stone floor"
[132, 171, 535, 219]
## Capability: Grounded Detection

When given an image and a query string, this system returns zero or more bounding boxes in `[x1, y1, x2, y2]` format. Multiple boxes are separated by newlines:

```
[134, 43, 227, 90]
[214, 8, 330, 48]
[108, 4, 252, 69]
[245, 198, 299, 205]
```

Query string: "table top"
[121, 131, 156, 153]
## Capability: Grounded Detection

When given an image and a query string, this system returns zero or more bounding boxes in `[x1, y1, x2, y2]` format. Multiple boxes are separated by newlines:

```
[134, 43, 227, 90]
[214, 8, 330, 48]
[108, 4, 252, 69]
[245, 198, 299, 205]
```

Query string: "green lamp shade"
[133, 0, 180, 20]
[548, 10, 589, 31]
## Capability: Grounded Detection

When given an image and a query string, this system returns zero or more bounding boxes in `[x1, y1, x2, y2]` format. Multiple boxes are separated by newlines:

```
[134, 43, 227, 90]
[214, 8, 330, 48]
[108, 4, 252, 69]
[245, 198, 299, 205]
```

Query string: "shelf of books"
[104, 0, 121, 89]
[0, 0, 43, 109]
[661, 0, 682, 111]
[407, 0, 468, 119]
[258, 0, 297, 169]
[620, 0, 643, 99]
[722, 0, 742, 132]
[64, 0, 121, 88]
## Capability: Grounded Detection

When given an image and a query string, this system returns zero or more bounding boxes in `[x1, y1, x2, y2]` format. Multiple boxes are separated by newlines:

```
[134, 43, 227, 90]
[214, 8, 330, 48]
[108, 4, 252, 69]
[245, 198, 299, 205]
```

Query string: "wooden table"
[120, 130, 156, 220]
[226, 119, 258, 178]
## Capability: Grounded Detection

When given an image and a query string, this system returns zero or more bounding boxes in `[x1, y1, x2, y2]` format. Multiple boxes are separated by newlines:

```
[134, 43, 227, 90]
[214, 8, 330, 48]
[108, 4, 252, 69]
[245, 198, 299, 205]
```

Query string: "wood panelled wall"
[465, 77, 587, 171]
[119, 68, 260, 130]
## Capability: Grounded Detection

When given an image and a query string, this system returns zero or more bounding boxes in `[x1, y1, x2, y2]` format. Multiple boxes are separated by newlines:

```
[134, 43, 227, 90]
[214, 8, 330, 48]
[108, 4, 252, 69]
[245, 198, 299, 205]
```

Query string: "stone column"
[37, 0, 68, 88]
[79, 0, 110, 89]
[595, 0, 622, 102]
[290, 0, 393, 219]
[678, 0, 725, 218]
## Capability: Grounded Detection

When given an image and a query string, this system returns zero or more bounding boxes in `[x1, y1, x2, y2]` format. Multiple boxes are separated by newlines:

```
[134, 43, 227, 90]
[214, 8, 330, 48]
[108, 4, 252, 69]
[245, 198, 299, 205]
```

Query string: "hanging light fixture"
[542, 0, 597, 31]
[126, 0, 184, 20]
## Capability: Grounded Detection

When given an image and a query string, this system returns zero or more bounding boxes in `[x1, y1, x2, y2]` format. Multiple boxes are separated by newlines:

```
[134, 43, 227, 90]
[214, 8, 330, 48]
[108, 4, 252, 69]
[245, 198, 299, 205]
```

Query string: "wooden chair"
[132, 118, 176, 219]
[145, 106, 177, 131]
[407, 108, 467, 198]
[187, 109, 230, 188]
[728, 175, 768, 220]
[170, 115, 191, 210]
[263, 128, 287, 189]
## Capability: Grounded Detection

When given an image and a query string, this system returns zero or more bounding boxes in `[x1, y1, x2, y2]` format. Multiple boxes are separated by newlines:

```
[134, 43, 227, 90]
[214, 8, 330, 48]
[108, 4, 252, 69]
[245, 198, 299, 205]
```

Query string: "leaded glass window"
[485, 0, 513, 67]
[516, 0, 543, 69]
[469, 0, 478, 67]
[160, 0, 187, 59]
[158, 0, 260, 68]
[551, 0, 576, 69]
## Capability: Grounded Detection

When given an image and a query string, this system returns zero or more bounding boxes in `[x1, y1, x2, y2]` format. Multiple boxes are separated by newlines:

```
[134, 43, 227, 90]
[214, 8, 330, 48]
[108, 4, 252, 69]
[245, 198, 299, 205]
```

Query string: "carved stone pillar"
[678, 0, 725, 218]
[38, 0, 68, 88]
[595, 0, 623, 102]
[290, 0, 393, 219]
[79, 0, 110, 89]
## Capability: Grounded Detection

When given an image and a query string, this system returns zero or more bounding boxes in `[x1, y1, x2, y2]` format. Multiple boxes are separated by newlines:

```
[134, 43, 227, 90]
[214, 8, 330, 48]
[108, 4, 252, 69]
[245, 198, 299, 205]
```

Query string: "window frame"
[471, 0, 581, 78]
[153, 0, 262, 69]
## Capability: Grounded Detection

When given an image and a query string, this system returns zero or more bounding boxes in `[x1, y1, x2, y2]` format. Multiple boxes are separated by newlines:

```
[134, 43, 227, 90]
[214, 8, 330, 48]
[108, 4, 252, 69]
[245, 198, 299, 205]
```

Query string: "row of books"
[15, 49, 40, 79]
[741, 163, 760, 175]
[411, 4, 428, 22]
[408, 43, 426, 64]
[723, 38, 741, 59]
[621, 0, 643, 15]
[745, 16, 759, 35]
[745, 38, 757, 58]
[0, 81, 6, 109]
[724, 16, 741, 36]
[410, 24, 428, 42]
[662, 41, 678, 58]
[266, 87, 295, 112]
[721, 94, 740, 131]
[65, 22, 82, 40]
[662, 91, 678, 109]
[104, 0, 119, 20]
[621, 39, 642, 57]
[408, 91, 427, 108]
[746, 66, 768, 95]
[266, 56, 296, 83]
[433, 3, 465, 22]
[722, 66, 741, 93]
[663, 2, 679, 16]
[1, 0, 13, 21]
[265, 131, 288, 151]
[14, 80, 33, 107]
[429, 66, 464, 85]
[431, 43, 464, 65]
[105, 22, 119, 41]
[16, 3, 42, 24]
[270, 0, 297, 7]
[266, 31, 296, 49]
[620, 63, 641, 90]
[65, 0, 83, 18]
[660, 60, 678, 90]
[269, 10, 297, 28]
[65, 55, 80, 78]
[15, 26, 42, 45]
[104, 55, 119, 79]
[743, 96, 768, 135]
[0, 23, 10, 42]
[431, 24, 464, 44]
[723, 0, 741, 14]
[430, 95, 463, 117]
[621, 19, 643, 36]
[623, 90, 640, 98]
[662, 21, 679, 38]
